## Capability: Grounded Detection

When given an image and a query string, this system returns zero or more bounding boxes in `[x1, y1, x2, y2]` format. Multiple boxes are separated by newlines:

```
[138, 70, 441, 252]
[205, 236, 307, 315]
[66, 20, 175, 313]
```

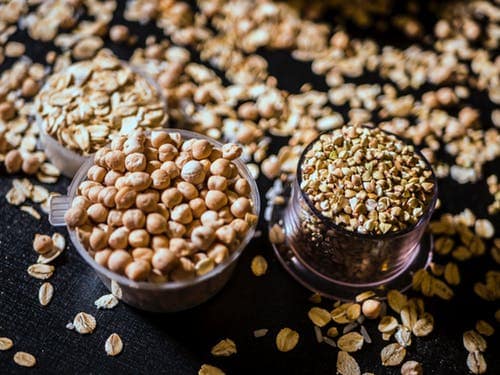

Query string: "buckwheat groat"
[66, 130, 257, 282]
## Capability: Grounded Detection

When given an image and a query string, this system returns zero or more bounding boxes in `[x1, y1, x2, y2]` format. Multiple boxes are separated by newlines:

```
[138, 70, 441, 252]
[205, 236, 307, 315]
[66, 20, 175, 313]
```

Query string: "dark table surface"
[0, 1, 499, 374]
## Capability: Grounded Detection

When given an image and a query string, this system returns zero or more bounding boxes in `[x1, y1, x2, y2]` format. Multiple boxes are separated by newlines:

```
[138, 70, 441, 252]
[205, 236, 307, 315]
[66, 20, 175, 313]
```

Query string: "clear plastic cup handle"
[49, 195, 71, 226]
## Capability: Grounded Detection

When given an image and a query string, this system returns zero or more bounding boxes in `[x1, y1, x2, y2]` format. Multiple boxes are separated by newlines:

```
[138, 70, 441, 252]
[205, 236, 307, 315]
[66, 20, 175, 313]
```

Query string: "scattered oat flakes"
[381, 343, 406, 366]
[467, 351, 487, 374]
[0, 337, 13, 351]
[475, 320, 494, 337]
[73, 312, 96, 334]
[269, 223, 285, 244]
[95, 294, 119, 310]
[337, 332, 364, 353]
[38, 282, 53, 306]
[253, 329, 268, 338]
[251, 255, 268, 276]
[20, 205, 41, 220]
[105, 333, 123, 356]
[211, 339, 237, 357]
[401, 360, 423, 375]
[276, 328, 299, 352]
[336, 350, 360, 375]
[308, 307, 331, 327]
[199, 364, 225, 375]
[475, 219, 495, 239]
[27, 264, 54, 280]
[463, 330, 487, 352]
[13, 351, 36, 367]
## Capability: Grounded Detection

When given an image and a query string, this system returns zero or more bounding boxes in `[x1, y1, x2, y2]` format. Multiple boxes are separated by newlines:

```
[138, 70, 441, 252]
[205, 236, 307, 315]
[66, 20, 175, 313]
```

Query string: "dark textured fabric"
[0, 2, 499, 374]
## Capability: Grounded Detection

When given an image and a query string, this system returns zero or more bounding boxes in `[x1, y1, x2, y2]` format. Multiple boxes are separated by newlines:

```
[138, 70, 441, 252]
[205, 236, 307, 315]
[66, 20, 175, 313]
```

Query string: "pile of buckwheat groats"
[0, 0, 498, 374]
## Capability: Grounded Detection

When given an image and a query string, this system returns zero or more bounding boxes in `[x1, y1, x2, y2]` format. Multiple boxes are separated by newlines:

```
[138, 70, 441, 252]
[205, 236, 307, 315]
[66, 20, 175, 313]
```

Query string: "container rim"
[64, 128, 260, 291]
[296, 125, 438, 240]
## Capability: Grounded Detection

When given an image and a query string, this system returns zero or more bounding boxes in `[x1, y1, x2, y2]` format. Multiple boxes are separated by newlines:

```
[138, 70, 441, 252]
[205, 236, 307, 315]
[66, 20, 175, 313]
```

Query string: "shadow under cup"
[283, 136, 438, 288]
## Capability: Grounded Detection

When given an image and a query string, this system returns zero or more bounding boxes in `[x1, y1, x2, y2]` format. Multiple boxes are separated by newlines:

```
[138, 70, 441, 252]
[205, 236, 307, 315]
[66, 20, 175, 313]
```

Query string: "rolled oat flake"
[73, 312, 97, 334]
[13, 351, 36, 367]
[105, 333, 123, 356]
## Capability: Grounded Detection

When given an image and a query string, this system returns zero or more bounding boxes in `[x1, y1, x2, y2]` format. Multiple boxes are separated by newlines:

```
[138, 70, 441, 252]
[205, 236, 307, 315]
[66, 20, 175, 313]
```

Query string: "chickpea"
[115, 187, 137, 209]
[72, 196, 91, 210]
[238, 102, 258, 120]
[89, 227, 108, 251]
[33, 234, 53, 255]
[22, 78, 40, 97]
[0, 102, 15, 121]
[362, 299, 382, 319]
[209, 148, 223, 162]
[132, 247, 154, 262]
[87, 185, 104, 203]
[205, 190, 228, 211]
[167, 221, 186, 238]
[111, 136, 126, 151]
[136, 191, 159, 213]
[22, 154, 41, 175]
[125, 153, 147, 172]
[234, 178, 251, 196]
[230, 218, 249, 238]
[87, 165, 107, 182]
[65, 206, 88, 227]
[177, 181, 198, 200]
[114, 176, 129, 190]
[171, 203, 193, 224]
[209, 158, 232, 177]
[158, 143, 178, 162]
[79, 181, 100, 196]
[124, 135, 145, 155]
[151, 235, 169, 250]
[226, 190, 239, 205]
[161, 188, 182, 208]
[146, 160, 162, 174]
[151, 169, 171, 189]
[107, 249, 132, 274]
[191, 139, 213, 160]
[4, 149, 22, 173]
[128, 229, 150, 248]
[189, 198, 207, 218]
[109, 24, 129, 43]
[87, 203, 109, 223]
[219, 207, 234, 223]
[169, 238, 193, 257]
[151, 131, 172, 148]
[107, 209, 123, 227]
[170, 257, 195, 281]
[191, 226, 216, 250]
[222, 143, 242, 160]
[207, 175, 227, 191]
[104, 170, 123, 186]
[207, 243, 229, 264]
[152, 248, 178, 273]
[76, 225, 92, 248]
[181, 160, 206, 185]
[185, 219, 201, 237]
[230, 197, 252, 218]
[215, 225, 237, 246]
[94, 249, 112, 267]
[98, 186, 118, 208]
[200, 210, 224, 230]
[146, 213, 167, 234]
[126, 171, 151, 191]
[122, 209, 145, 230]
[108, 227, 129, 249]
[94, 147, 110, 168]
[175, 151, 193, 169]
[160, 161, 180, 179]
[105, 150, 125, 172]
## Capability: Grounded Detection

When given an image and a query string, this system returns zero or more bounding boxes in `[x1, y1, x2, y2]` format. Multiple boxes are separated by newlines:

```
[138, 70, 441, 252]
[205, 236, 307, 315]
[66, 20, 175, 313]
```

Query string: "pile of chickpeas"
[64, 130, 257, 282]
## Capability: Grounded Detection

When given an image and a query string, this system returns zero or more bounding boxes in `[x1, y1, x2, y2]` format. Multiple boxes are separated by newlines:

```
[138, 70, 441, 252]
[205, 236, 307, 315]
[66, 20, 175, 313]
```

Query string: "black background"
[0, 1, 499, 374]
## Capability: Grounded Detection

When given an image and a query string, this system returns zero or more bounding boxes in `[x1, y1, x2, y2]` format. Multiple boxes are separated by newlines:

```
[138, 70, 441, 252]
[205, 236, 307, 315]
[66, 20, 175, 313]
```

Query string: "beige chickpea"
[181, 139, 196, 152]
[109, 24, 129, 43]
[205, 190, 228, 211]
[230, 197, 252, 218]
[123, 134, 145, 155]
[89, 227, 108, 251]
[76, 225, 92, 249]
[146, 213, 167, 234]
[33, 234, 53, 255]
[136, 190, 159, 213]
[181, 160, 206, 185]
[171, 203, 193, 224]
[146, 160, 162, 174]
[170, 257, 195, 281]
[161, 188, 183, 208]
[191, 139, 213, 160]
[87, 185, 104, 203]
[168, 238, 192, 257]
[128, 229, 150, 248]
[144, 147, 159, 161]
[151, 169, 171, 190]
[107, 249, 132, 274]
[65, 207, 88, 227]
[200, 210, 224, 230]
[234, 178, 251, 196]
[151, 235, 169, 250]
[238, 102, 258, 120]
[216, 225, 237, 246]
[189, 198, 206, 218]
[4, 149, 22, 173]
[94, 147, 110, 168]
[108, 227, 129, 249]
[21, 77, 40, 98]
[22, 154, 41, 175]
[191, 226, 216, 250]
[111, 136, 126, 151]
[158, 143, 178, 162]
[200, 159, 211, 173]
[230, 218, 249, 238]
[104, 170, 123, 186]
[219, 207, 234, 223]
[105, 150, 125, 172]
[222, 143, 242, 160]
[207, 175, 227, 191]
[362, 299, 382, 319]
[132, 247, 154, 262]
[160, 161, 180, 179]
[209, 148, 223, 162]
[152, 248, 179, 273]
[126, 172, 151, 191]
[122, 209, 145, 230]
[115, 187, 137, 210]
[226, 190, 239, 205]
[192, 252, 208, 264]
[207, 243, 229, 264]
[107, 210, 123, 227]
[175, 152, 193, 169]
[94, 249, 112, 267]
[98, 186, 118, 208]
[151, 131, 172, 148]
[185, 219, 201, 237]
[167, 221, 186, 238]
[79, 181, 100, 196]
[72, 196, 91, 210]
[87, 203, 109, 223]
[156, 203, 170, 219]
[210, 158, 232, 178]
[177, 181, 198, 200]
[125, 153, 147, 172]
[87, 165, 107, 182]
